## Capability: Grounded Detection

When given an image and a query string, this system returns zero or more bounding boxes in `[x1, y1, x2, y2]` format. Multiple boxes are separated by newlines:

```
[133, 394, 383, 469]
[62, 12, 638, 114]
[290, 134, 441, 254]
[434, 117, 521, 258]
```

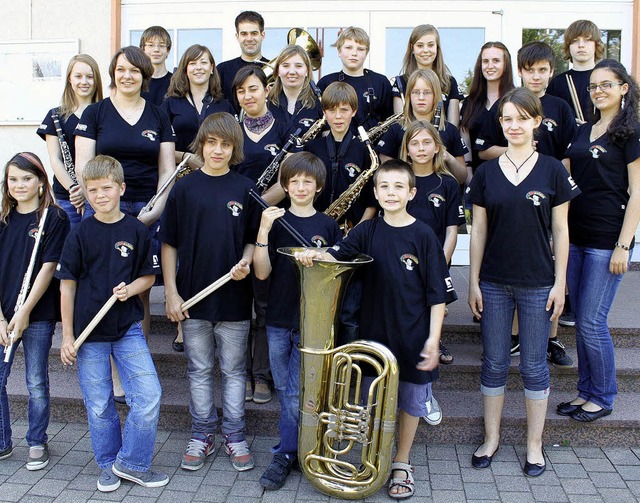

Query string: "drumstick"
[565, 74, 585, 123]
[72, 294, 118, 351]
[180, 273, 232, 312]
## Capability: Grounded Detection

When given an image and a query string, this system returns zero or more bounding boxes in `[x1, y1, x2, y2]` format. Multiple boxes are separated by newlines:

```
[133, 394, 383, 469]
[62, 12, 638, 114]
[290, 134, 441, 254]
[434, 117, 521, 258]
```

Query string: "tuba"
[280, 247, 399, 500]
[262, 28, 322, 82]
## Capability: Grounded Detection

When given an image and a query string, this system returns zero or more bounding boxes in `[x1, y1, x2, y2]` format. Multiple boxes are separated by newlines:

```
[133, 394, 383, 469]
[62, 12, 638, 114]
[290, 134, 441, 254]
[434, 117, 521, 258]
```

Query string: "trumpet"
[138, 154, 192, 218]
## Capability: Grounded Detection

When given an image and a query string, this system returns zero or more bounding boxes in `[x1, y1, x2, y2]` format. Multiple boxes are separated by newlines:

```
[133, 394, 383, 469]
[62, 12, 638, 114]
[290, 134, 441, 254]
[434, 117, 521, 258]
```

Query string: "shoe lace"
[226, 440, 250, 457]
[551, 340, 566, 352]
[185, 438, 208, 456]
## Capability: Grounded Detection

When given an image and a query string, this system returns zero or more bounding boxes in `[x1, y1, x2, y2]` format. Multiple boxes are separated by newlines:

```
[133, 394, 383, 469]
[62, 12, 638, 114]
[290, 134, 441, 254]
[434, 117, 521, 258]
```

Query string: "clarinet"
[51, 110, 78, 185]
[433, 101, 443, 128]
[256, 128, 302, 194]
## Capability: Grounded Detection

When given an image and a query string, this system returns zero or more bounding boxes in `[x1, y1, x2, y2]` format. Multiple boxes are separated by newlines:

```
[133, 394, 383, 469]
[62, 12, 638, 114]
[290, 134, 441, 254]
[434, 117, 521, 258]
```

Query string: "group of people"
[0, 10, 638, 500]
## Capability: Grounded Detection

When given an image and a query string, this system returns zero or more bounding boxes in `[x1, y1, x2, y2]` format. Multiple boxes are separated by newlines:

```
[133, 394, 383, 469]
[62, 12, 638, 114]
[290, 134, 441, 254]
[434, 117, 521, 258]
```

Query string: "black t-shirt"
[317, 70, 394, 130]
[547, 69, 592, 121]
[0, 208, 69, 321]
[467, 155, 580, 287]
[159, 169, 259, 322]
[55, 214, 159, 342]
[461, 100, 504, 170]
[566, 123, 640, 249]
[217, 56, 270, 107]
[305, 132, 376, 223]
[376, 121, 468, 159]
[391, 74, 463, 116]
[407, 173, 464, 245]
[266, 211, 342, 329]
[37, 108, 80, 201]
[142, 72, 172, 106]
[75, 98, 176, 202]
[328, 217, 457, 384]
[268, 92, 323, 139]
[234, 119, 291, 184]
[162, 95, 234, 152]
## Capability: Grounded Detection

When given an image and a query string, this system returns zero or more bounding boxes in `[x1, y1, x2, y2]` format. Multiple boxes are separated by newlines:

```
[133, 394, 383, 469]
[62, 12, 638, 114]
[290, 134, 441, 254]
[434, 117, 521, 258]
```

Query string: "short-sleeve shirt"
[461, 100, 504, 170]
[266, 211, 342, 329]
[317, 70, 394, 130]
[74, 98, 176, 202]
[37, 108, 80, 201]
[142, 72, 172, 106]
[566, 124, 640, 249]
[162, 95, 234, 152]
[467, 155, 580, 287]
[537, 94, 577, 160]
[217, 56, 270, 106]
[55, 214, 159, 342]
[327, 217, 457, 384]
[268, 92, 323, 139]
[0, 208, 69, 321]
[547, 69, 592, 121]
[234, 120, 290, 184]
[407, 173, 464, 245]
[391, 74, 463, 116]
[376, 121, 468, 160]
[158, 169, 259, 322]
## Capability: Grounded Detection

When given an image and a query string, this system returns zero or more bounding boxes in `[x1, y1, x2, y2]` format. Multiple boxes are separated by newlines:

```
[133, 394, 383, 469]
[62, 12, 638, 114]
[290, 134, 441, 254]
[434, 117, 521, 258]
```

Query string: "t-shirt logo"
[152, 254, 160, 268]
[567, 176, 578, 190]
[526, 191, 546, 207]
[590, 145, 607, 159]
[400, 253, 419, 271]
[141, 130, 158, 141]
[227, 201, 243, 217]
[299, 118, 315, 127]
[38, 123, 47, 131]
[28, 227, 40, 239]
[75, 124, 87, 132]
[542, 118, 557, 132]
[363, 88, 377, 102]
[311, 235, 328, 247]
[115, 241, 134, 258]
[428, 194, 445, 208]
[264, 144, 279, 156]
[445, 276, 454, 292]
[344, 163, 361, 178]
[458, 205, 465, 218]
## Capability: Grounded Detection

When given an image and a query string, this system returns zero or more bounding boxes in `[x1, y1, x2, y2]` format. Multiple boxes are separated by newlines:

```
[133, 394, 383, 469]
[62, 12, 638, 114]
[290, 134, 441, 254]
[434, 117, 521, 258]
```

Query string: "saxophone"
[324, 127, 380, 224]
[299, 116, 326, 145]
[365, 112, 403, 144]
[279, 247, 399, 500]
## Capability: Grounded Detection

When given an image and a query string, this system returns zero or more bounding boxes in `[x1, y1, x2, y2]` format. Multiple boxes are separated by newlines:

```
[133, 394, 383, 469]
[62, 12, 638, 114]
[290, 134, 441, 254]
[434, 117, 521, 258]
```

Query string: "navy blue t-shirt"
[266, 211, 341, 329]
[56, 214, 159, 342]
[37, 108, 80, 201]
[142, 72, 172, 106]
[467, 154, 580, 287]
[0, 208, 69, 321]
[317, 70, 394, 130]
[217, 56, 270, 107]
[268, 92, 323, 140]
[162, 95, 234, 152]
[470, 100, 506, 164]
[159, 169, 259, 322]
[328, 217, 457, 384]
[75, 98, 176, 202]
[566, 123, 640, 249]
[391, 74, 463, 117]
[407, 173, 464, 245]
[234, 120, 290, 184]
[376, 121, 468, 160]
[547, 69, 592, 121]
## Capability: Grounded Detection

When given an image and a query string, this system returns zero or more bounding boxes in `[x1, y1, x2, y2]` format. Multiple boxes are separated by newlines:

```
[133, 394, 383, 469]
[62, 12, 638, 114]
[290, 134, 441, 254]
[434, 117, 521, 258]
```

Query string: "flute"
[72, 293, 118, 351]
[4, 208, 49, 363]
[249, 189, 312, 247]
[138, 154, 192, 218]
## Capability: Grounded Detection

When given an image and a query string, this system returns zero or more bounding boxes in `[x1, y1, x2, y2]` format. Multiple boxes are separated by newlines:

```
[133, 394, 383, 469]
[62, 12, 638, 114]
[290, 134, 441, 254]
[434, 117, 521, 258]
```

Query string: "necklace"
[244, 110, 274, 134]
[113, 98, 143, 121]
[504, 151, 535, 182]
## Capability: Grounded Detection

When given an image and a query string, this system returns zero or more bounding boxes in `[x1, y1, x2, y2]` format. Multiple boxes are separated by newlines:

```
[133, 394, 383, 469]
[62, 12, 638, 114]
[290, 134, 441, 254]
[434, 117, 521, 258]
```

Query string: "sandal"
[388, 461, 414, 499]
[439, 341, 454, 364]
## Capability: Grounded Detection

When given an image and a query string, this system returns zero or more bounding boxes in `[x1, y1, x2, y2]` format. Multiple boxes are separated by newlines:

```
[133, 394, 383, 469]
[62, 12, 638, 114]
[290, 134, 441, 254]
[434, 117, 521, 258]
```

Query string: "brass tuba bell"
[262, 28, 323, 82]
[279, 247, 399, 500]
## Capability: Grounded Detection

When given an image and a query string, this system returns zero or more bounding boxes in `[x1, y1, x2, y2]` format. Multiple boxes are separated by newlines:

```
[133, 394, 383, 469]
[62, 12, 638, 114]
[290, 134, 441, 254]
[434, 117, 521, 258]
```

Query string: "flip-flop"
[388, 461, 414, 499]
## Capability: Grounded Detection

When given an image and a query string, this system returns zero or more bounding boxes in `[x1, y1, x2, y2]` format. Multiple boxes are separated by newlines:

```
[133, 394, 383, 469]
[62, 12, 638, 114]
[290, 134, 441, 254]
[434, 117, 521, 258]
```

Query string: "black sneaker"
[558, 311, 576, 327]
[0, 445, 13, 460]
[259, 453, 294, 490]
[510, 336, 520, 357]
[547, 339, 573, 367]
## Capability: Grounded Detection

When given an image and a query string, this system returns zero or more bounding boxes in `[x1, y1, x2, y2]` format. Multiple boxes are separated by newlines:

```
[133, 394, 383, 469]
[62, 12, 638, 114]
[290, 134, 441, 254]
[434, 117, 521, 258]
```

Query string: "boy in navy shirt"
[254, 152, 341, 490]
[140, 26, 173, 106]
[296, 160, 457, 498]
[58, 155, 166, 492]
[160, 112, 258, 473]
[317, 27, 393, 130]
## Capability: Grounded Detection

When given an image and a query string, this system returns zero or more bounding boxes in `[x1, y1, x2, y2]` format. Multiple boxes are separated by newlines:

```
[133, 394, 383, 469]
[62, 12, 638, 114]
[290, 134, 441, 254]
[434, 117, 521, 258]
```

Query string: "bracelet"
[255, 242, 268, 248]
[615, 242, 630, 251]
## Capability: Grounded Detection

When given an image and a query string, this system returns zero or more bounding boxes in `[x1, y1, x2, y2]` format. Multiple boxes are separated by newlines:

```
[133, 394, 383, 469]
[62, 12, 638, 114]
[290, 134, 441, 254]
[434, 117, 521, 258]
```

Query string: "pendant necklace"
[504, 151, 535, 183]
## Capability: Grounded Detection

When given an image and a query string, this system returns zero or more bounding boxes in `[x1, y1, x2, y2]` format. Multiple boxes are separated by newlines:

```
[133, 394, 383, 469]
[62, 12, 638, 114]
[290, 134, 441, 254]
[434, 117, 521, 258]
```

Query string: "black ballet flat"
[570, 406, 612, 422]
[471, 445, 499, 469]
[172, 337, 184, 353]
[523, 459, 546, 477]
[556, 401, 583, 416]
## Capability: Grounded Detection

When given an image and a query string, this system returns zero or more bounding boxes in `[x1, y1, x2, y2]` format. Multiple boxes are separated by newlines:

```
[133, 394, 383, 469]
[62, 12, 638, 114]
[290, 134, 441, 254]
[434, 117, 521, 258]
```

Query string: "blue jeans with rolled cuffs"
[479, 281, 552, 400]
[182, 319, 250, 442]
[567, 245, 626, 410]
[77, 321, 162, 471]
[0, 320, 55, 450]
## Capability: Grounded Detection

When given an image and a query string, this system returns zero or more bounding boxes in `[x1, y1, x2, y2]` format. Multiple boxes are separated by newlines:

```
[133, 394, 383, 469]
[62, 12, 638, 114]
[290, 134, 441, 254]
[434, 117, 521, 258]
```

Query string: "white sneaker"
[423, 396, 442, 425]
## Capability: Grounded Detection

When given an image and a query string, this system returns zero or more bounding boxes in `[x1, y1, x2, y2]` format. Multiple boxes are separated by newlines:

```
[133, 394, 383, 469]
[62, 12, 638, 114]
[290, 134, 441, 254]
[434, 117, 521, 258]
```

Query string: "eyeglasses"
[411, 90, 433, 97]
[587, 81, 624, 93]
[144, 43, 168, 50]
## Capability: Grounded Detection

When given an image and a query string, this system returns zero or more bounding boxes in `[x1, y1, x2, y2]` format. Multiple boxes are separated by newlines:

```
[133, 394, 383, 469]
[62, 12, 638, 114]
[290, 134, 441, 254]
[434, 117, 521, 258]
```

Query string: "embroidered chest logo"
[115, 241, 134, 258]
[141, 130, 158, 141]
[264, 144, 279, 156]
[344, 163, 361, 178]
[526, 191, 546, 207]
[428, 194, 445, 208]
[299, 118, 315, 127]
[542, 118, 557, 132]
[362, 88, 377, 102]
[311, 235, 328, 247]
[400, 253, 419, 271]
[227, 201, 243, 217]
[590, 145, 607, 159]
[28, 227, 40, 239]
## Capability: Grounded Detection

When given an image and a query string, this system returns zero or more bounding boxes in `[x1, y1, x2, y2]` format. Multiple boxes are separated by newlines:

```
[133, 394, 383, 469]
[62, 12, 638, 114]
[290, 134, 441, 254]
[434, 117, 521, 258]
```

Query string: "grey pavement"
[1, 418, 639, 502]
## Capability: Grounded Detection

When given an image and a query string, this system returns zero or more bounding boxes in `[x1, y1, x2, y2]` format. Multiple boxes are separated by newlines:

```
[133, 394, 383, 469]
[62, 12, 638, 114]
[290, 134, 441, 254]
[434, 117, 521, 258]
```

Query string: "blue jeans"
[266, 326, 300, 455]
[567, 245, 625, 410]
[57, 199, 82, 229]
[0, 320, 55, 450]
[480, 281, 552, 399]
[77, 321, 162, 471]
[182, 319, 250, 442]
